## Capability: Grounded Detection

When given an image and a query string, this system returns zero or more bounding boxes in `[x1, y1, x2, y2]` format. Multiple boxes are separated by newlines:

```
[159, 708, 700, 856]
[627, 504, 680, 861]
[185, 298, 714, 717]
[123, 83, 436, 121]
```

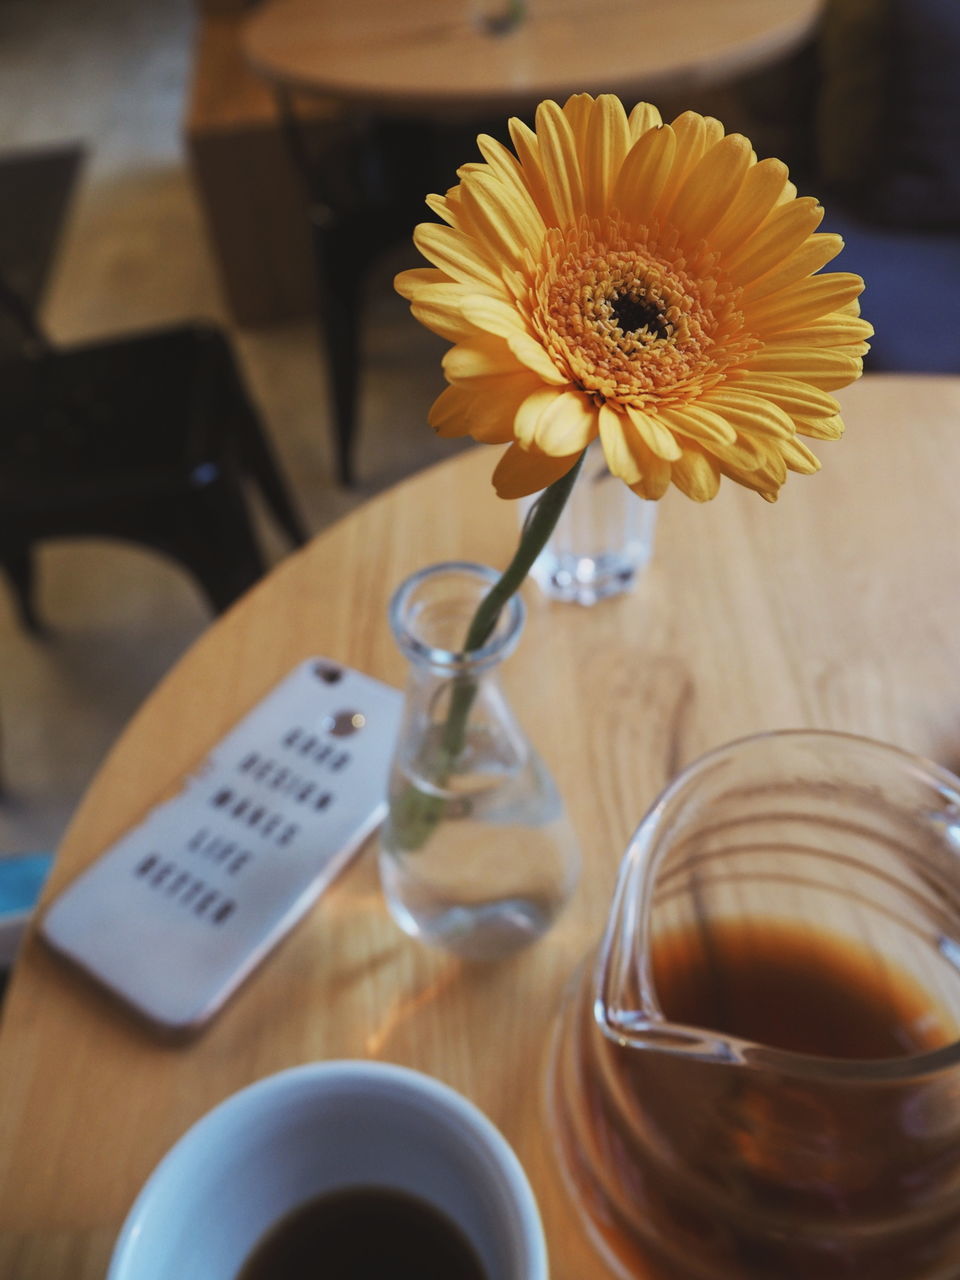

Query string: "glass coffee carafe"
[551, 730, 960, 1279]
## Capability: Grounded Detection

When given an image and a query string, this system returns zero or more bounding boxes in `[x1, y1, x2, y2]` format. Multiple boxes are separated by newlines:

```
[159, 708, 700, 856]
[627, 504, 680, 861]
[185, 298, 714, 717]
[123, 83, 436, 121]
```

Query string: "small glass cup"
[519, 440, 658, 606]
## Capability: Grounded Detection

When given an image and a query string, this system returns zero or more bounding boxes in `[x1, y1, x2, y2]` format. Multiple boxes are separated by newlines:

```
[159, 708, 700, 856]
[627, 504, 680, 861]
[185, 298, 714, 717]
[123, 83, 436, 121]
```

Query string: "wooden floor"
[0, 0, 460, 855]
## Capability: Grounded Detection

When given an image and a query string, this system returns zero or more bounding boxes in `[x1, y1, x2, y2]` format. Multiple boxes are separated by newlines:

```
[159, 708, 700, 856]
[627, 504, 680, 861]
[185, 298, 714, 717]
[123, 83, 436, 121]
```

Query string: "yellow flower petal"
[534, 389, 599, 455]
[670, 133, 755, 245]
[534, 99, 586, 226]
[600, 403, 674, 495]
[726, 374, 840, 419]
[747, 272, 865, 333]
[460, 294, 533, 341]
[624, 403, 683, 460]
[612, 124, 678, 227]
[410, 282, 493, 343]
[492, 442, 581, 499]
[714, 432, 787, 478]
[506, 117, 557, 226]
[598, 402, 642, 483]
[765, 314, 874, 347]
[475, 133, 523, 183]
[740, 233, 844, 303]
[474, 134, 551, 235]
[672, 442, 721, 501]
[413, 223, 505, 291]
[395, 266, 449, 298]
[717, 463, 780, 502]
[629, 465, 672, 501]
[697, 387, 797, 439]
[781, 437, 821, 474]
[561, 92, 595, 136]
[429, 372, 542, 442]
[514, 385, 561, 447]
[514, 385, 597, 454]
[710, 157, 792, 256]
[654, 403, 738, 447]
[740, 345, 864, 390]
[580, 94, 631, 219]
[443, 337, 523, 381]
[627, 445, 670, 494]
[656, 112, 725, 216]
[725, 197, 825, 283]
[505, 330, 569, 384]
[627, 101, 663, 140]
[794, 413, 845, 441]
[459, 169, 545, 262]
[425, 192, 459, 227]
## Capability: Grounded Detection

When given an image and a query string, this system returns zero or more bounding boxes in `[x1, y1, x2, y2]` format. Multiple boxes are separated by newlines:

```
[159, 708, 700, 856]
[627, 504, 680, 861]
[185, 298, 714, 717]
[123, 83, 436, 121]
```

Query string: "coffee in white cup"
[107, 1059, 548, 1280]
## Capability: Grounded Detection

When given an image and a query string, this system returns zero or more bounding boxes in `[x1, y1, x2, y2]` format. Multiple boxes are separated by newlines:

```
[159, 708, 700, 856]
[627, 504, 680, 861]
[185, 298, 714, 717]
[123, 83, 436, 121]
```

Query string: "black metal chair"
[0, 275, 308, 631]
[276, 96, 505, 487]
[275, 97, 435, 488]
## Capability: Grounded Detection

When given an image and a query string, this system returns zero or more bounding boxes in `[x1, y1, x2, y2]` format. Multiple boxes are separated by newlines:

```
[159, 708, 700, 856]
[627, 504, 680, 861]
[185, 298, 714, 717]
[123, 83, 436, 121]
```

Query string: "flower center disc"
[611, 293, 671, 341]
[531, 217, 751, 409]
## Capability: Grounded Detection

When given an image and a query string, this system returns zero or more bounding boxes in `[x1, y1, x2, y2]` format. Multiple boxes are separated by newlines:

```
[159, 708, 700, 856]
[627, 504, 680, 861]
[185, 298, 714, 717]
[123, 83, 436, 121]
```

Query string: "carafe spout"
[595, 997, 741, 1062]
[593, 820, 741, 1063]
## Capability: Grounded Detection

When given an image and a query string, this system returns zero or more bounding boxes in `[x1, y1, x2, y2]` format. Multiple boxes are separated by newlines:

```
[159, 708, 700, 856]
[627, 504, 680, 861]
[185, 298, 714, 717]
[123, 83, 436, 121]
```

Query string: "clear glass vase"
[378, 561, 580, 961]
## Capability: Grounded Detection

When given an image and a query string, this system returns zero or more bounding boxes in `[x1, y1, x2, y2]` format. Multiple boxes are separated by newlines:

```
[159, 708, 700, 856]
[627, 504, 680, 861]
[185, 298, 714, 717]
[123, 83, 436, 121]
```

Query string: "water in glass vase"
[378, 562, 580, 961]
[381, 726, 578, 960]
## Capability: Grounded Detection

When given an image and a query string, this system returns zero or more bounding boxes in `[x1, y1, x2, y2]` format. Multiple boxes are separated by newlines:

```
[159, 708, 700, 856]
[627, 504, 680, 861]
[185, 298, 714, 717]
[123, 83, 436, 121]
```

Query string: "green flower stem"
[390, 451, 586, 851]
[443, 451, 585, 759]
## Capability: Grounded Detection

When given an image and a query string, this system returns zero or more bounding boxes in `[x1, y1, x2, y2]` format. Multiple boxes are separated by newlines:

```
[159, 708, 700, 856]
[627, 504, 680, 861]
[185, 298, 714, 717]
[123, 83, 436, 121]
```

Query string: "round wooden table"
[244, 0, 823, 114]
[2, 373, 960, 1278]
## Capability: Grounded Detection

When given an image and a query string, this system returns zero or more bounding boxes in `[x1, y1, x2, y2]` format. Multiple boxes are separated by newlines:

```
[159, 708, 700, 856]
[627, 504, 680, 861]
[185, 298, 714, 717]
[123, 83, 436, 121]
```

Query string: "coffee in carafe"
[551, 732, 960, 1279]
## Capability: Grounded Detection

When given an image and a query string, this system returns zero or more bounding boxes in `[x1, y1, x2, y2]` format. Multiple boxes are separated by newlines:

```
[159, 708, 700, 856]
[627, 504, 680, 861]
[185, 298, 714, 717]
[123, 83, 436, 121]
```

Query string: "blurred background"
[1, 0, 957, 858]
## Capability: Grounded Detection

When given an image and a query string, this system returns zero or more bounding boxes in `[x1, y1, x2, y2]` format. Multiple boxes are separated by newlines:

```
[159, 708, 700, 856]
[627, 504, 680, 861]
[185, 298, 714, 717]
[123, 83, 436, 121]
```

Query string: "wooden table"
[244, 0, 823, 114]
[2, 373, 959, 1278]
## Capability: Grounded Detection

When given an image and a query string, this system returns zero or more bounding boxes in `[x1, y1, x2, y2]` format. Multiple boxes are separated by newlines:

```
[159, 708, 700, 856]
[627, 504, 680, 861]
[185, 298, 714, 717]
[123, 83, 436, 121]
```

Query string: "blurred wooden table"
[2, 373, 959, 1278]
[244, 0, 823, 114]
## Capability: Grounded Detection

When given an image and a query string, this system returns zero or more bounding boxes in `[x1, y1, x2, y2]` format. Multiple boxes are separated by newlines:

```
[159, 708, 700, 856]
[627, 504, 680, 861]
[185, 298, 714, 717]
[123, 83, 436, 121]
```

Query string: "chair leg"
[307, 186, 420, 487]
[275, 90, 365, 489]
[0, 541, 44, 634]
[309, 210, 366, 488]
[156, 480, 268, 616]
[231, 389, 309, 550]
[196, 327, 309, 549]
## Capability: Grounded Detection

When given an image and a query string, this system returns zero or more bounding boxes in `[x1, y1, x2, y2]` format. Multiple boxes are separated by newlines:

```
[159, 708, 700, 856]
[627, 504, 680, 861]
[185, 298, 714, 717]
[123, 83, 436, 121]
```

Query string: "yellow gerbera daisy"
[396, 95, 872, 503]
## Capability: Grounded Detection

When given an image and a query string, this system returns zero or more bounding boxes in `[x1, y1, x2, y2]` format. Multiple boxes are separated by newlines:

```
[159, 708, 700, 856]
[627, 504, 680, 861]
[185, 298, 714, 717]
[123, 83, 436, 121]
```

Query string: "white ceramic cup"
[107, 1059, 548, 1280]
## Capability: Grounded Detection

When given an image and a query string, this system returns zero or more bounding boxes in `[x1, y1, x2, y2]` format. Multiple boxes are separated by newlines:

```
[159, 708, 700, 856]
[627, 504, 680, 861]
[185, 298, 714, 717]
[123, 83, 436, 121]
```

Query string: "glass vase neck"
[388, 561, 525, 676]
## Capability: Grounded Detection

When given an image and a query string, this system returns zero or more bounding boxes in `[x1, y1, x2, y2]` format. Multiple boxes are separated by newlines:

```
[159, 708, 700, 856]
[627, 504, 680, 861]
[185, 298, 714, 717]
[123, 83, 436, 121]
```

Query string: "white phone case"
[40, 658, 403, 1034]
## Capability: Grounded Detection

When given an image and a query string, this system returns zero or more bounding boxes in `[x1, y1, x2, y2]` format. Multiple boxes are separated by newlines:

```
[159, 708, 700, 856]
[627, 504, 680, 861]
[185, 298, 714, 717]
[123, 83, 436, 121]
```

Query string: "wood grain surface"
[243, 0, 823, 115]
[1, 373, 958, 1278]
